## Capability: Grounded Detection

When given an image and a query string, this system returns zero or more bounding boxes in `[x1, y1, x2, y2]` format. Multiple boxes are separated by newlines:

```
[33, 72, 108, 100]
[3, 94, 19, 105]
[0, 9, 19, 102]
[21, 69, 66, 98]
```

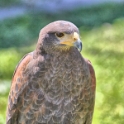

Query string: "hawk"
[6, 20, 96, 124]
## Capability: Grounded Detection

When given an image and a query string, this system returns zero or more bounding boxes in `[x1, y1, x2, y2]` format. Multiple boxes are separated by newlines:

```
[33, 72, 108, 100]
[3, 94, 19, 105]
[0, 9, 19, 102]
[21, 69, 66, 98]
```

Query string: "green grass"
[0, 80, 10, 124]
[0, 3, 124, 124]
[82, 18, 124, 124]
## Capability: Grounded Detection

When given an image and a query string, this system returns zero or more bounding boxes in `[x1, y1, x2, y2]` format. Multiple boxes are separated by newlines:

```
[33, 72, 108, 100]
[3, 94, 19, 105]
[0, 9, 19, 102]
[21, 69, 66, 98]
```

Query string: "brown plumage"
[6, 20, 96, 124]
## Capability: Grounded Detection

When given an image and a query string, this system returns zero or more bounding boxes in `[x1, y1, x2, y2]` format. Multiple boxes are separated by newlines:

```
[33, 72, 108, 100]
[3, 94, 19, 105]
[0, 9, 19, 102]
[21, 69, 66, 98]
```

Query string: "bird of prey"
[6, 20, 96, 124]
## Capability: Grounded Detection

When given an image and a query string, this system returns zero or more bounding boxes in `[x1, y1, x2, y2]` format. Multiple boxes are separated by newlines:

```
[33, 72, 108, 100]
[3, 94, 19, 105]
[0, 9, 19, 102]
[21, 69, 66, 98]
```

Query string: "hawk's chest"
[19, 52, 91, 124]
[45, 56, 82, 85]
[39, 53, 89, 105]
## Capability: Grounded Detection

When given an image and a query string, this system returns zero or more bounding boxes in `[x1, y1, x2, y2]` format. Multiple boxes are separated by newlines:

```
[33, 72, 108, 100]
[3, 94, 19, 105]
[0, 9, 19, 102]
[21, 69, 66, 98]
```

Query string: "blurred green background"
[0, 0, 124, 124]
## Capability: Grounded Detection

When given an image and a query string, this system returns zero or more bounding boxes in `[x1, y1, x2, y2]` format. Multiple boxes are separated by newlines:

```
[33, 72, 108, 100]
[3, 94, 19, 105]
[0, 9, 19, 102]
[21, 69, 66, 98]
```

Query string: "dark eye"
[56, 32, 64, 37]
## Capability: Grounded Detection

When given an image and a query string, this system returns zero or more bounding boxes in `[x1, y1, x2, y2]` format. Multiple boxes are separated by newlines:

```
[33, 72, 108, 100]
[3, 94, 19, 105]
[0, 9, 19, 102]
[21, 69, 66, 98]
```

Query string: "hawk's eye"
[56, 33, 64, 38]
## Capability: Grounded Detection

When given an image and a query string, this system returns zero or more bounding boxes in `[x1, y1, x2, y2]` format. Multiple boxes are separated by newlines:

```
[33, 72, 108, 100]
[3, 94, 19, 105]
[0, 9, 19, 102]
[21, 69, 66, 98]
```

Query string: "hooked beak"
[74, 39, 82, 52]
[59, 32, 83, 52]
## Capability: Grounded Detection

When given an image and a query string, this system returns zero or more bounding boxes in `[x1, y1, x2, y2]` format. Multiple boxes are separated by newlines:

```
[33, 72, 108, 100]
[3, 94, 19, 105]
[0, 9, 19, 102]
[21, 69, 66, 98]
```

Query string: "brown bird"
[6, 20, 96, 124]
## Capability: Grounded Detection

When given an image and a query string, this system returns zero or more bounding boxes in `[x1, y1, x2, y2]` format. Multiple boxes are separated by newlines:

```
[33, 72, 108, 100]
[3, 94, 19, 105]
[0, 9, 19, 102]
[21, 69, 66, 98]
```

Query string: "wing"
[86, 59, 96, 92]
[85, 59, 96, 124]
[6, 52, 33, 124]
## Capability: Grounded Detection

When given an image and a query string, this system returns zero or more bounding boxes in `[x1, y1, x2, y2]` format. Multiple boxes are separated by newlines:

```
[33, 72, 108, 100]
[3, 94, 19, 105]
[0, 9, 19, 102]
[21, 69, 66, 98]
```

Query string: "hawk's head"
[37, 20, 82, 53]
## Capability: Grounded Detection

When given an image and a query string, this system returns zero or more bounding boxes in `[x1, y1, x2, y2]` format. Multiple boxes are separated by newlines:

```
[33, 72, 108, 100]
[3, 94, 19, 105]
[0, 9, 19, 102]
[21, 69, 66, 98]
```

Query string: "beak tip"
[79, 42, 82, 52]
[74, 40, 82, 52]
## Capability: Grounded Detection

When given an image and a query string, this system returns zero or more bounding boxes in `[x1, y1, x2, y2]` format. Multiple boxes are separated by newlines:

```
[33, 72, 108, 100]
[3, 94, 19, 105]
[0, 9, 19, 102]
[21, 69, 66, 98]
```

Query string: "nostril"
[74, 38, 77, 41]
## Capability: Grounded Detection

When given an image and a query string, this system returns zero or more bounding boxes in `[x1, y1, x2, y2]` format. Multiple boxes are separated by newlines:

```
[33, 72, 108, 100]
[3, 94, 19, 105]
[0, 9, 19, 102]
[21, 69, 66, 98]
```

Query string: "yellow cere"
[73, 32, 79, 41]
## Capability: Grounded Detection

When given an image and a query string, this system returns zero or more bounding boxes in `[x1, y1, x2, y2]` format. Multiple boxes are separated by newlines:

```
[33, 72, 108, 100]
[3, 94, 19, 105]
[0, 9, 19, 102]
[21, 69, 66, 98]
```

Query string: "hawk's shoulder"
[6, 52, 33, 124]
[85, 58, 96, 91]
